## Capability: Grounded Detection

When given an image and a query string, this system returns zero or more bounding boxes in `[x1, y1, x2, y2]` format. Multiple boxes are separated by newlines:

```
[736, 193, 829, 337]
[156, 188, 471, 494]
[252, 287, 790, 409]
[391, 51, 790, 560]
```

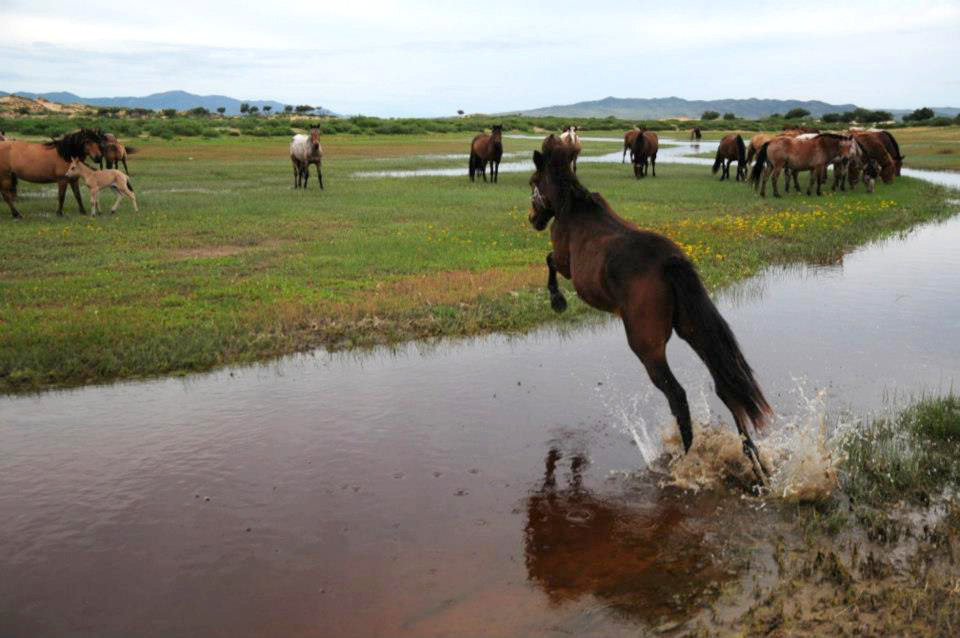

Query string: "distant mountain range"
[508, 96, 960, 119]
[0, 90, 335, 116]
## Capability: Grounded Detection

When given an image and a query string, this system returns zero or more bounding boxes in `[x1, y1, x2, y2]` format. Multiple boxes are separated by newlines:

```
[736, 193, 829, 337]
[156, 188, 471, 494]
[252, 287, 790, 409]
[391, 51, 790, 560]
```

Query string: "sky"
[3, 0, 959, 116]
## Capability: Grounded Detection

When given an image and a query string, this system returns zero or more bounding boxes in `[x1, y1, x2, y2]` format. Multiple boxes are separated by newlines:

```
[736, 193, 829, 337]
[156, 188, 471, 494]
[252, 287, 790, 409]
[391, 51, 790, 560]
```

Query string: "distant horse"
[750, 133, 857, 197]
[468, 125, 503, 183]
[712, 134, 747, 181]
[0, 128, 106, 218]
[0, 131, 5, 141]
[65, 158, 138, 215]
[631, 130, 658, 178]
[622, 128, 641, 164]
[99, 133, 137, 174]
[559, 125, 582, 173]
[290, 128, 323, 189]
[851, 131, 900, 182]
[529, 136, 771, 481]
[690, 127, 702, 141]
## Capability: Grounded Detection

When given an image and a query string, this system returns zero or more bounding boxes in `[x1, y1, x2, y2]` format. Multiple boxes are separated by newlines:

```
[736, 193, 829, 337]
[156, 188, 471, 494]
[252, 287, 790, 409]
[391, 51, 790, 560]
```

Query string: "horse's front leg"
[546, 253, 567, 313]
[316, 162, 324, 190]
[770, 166, 782, 198]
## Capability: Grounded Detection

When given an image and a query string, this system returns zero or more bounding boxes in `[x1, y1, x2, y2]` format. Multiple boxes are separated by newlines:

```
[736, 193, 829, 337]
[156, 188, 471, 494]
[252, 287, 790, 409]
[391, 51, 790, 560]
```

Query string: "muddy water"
[4, 218, 960, 636]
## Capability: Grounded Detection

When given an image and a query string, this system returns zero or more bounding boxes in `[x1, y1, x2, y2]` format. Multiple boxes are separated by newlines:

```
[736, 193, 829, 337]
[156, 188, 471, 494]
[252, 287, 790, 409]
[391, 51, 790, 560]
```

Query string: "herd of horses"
[0, 123, 912, 480]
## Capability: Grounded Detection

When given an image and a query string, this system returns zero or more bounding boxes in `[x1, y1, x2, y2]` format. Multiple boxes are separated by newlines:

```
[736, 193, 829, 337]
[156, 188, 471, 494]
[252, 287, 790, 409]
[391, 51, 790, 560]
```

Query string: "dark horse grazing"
[712, 134, 747, 181]
[469, 125, 503, 183]
[529, 136, 771, 481]
[631, 130, 658, 178]
[0, 128, 106, 218]
[690, 127, 702, 141]
[622, 127, 641, 164]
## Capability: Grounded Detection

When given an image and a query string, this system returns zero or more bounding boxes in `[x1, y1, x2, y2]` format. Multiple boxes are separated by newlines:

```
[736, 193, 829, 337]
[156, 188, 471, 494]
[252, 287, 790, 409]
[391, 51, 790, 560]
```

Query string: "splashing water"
[606, 377, 842, 501]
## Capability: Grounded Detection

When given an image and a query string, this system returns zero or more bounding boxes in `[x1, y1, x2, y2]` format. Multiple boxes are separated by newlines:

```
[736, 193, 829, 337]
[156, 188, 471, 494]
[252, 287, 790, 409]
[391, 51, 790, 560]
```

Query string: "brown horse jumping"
[469, 125, 503, 183]
[712, 134, 747, 181]
[0, 128, 106, 218]
[529, 136, 771, 481]
[750, 133, 857, 197]
[631, 130, 658, 178]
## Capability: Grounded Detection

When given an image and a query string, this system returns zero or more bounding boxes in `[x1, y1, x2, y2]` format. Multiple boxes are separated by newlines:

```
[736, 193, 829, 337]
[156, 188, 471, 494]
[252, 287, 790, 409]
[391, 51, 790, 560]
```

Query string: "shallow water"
[3, 192, 960, 635]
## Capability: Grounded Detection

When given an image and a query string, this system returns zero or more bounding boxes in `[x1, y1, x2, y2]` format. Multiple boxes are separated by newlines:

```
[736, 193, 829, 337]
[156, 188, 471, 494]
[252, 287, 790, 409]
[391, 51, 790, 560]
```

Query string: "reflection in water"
[523, 447, 733, 624]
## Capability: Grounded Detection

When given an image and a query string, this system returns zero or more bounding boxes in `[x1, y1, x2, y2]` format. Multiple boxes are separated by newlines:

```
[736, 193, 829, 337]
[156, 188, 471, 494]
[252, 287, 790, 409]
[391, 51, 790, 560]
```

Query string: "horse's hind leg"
[651, 155, 656, 177]
[546, 253, 567, 313]
[1, 176, 22, 219]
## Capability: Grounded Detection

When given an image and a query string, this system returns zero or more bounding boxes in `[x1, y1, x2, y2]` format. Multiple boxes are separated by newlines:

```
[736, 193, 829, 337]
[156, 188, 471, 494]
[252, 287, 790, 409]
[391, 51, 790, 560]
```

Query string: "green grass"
[0, 133, 955, 393]
[839, 395, 960, 507]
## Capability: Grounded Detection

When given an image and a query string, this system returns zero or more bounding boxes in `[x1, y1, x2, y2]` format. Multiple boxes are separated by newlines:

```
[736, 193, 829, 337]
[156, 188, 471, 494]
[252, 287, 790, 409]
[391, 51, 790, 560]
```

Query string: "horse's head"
[529, 135, 576, 230]
[309, 128, 322, 155]
[491, 124, 503, 139]
[64, 158, 82, 178]
[84, 128, 107, 162]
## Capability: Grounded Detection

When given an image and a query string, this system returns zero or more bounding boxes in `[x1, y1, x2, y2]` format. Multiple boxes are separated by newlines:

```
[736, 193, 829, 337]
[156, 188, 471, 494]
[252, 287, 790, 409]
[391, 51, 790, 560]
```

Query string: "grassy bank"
[0, 133, 954, 394]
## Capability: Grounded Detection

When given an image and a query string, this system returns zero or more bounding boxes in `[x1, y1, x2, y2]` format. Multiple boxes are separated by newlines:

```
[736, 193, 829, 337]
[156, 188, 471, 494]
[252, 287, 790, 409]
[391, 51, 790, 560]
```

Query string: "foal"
[65, 159, 138, 214]
[529, 136, 771, 482]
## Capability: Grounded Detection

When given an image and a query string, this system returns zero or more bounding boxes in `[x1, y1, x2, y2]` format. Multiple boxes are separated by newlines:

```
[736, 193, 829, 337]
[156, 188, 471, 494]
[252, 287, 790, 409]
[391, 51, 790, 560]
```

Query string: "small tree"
[263, 105, 272, 114]
[722, 112, 736, 120]
[821, 112, 840, 123]
[248, 106, 259, 115]
[284, 105, 293, 114]
[457, 109, 464, 116]
[162, 108, 177, 117]
[188, 107, 210, 117]
[240, 103, 250, 114]
[701, 111, 720, 120]
[785, 108, 810, 119]
[295, 105, 313, 114]
[904, 107, 935, 122]
[217, 107, 226, 114]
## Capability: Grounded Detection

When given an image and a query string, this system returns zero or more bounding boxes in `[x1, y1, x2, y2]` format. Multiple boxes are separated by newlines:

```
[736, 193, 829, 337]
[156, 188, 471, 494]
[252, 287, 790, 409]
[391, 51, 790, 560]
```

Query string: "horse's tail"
[711, 147, 723, 174]
[663, 256, 771, 432]
[735, 135, 745, 165]
[125, 145, 139, 155]
[750, 142, 769, 188]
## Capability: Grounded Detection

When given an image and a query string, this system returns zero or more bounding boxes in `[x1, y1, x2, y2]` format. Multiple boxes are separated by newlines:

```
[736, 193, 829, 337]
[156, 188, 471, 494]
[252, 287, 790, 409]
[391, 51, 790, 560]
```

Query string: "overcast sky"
[3, 0, 959, 116]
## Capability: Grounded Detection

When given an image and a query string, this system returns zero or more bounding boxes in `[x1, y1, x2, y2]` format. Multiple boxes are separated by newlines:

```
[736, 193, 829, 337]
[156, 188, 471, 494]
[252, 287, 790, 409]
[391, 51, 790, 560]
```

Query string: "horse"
[528, 136, 771, 482]
[691, 127, 702, 141]
[712, 134, 747, 181]
[877, 130, 903, 176]
[65, 159, 138, 215]
[750, 133, 857, 197]
[631, 130, 658, 178]
[468, 125, 503, 183]
[290, 129, 323, 189]
[622, 128, 641, 164]
[0, 128, 106, 218]
[847, 132, 897, 186]
[0, 132, 5, 141]
[559, 125, 582, 173]
[98, 133, 137, 174]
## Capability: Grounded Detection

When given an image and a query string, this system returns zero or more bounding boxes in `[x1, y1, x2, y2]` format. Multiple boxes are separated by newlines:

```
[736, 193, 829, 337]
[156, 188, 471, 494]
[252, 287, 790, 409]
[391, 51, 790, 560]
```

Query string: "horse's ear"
[533, 150, 544, 171]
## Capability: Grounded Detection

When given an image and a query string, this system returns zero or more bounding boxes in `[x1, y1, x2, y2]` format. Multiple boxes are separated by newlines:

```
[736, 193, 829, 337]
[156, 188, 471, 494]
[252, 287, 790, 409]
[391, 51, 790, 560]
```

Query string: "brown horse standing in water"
[622, 127, 641, 164]
[469, 125, 503, 183]
[712, 134, 747, 181]
[751, 133, 857, 197]
[631, 130, 658, 178]
[529, 136, 771, 481]
[0, 128, 106, 218]
[690, 127, 702, 141]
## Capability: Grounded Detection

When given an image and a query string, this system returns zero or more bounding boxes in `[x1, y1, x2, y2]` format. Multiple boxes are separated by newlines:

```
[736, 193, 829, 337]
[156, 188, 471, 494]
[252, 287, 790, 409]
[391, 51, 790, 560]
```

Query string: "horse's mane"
[880, 130, 902, 159]
[45, 128, 105, 161]
[541, 135, 593, 215]
[817, 132, 848, 140]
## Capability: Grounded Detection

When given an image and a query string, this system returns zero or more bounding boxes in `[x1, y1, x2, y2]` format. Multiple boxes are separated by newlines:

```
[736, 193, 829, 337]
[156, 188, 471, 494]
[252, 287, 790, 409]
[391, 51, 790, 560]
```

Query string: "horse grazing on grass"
[469, 125, 503, 183]
[98, 133, 137, 174]
[65, 159, 138, 215]
[290, 128, 323, 189]
[691, 127, 702, 141]
[877, 130, 903, 176]
[631, 130, 658, 178]
[712, 134, 747, 181]
[850, 131, 899, 183]
[750, 133, 857, 197]
[622, 128, 641, 164]
[559, 125, 582, 173]
[0, 128, 106, 218]
[528, 135, 771, 482]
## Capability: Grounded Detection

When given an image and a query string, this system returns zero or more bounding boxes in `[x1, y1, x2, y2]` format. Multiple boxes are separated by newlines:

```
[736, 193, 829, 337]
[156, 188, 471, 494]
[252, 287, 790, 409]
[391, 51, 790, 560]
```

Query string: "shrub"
[701, 111, 720, 120]
[785, 108, 810, 119]
[722, 112, 737, 120]
[822, 113, 841, 123]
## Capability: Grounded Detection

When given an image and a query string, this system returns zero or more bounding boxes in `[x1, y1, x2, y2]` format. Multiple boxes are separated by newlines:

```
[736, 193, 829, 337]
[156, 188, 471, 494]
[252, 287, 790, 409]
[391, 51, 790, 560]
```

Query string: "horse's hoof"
[550, 294, 567, 313]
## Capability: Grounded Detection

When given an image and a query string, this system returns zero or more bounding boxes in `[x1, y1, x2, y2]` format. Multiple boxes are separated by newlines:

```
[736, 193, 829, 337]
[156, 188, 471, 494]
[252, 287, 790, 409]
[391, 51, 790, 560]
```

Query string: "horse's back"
[642, 131, 658, 153]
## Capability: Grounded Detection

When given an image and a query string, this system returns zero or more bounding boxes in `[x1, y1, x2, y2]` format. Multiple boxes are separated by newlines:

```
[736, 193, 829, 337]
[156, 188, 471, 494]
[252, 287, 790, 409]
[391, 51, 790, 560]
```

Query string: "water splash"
[606, 377, 842, 501]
